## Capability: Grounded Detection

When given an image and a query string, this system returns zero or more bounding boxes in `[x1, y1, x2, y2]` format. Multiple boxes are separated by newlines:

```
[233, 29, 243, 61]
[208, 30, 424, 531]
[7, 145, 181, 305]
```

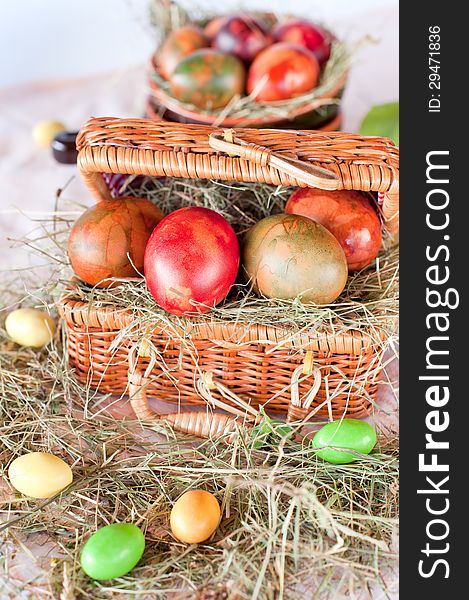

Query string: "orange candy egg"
[170, 490, 221, 544]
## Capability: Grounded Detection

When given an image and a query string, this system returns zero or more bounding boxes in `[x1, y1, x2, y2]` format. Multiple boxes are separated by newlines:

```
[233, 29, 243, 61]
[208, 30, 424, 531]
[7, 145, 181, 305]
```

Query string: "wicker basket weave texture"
[58, 117, 399, 435]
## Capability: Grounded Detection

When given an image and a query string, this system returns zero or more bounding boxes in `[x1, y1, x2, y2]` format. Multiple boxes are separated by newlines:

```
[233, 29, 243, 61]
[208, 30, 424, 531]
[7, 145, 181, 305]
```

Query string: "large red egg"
[247, 43, 320, 101]
[144, 207, 240, 315]
[68, 197, 164, 287]
[212, 15, 272, 63]
[157, 25, 209, 80]
[272, 19, 333, 65]
[285, 188, 382, 272]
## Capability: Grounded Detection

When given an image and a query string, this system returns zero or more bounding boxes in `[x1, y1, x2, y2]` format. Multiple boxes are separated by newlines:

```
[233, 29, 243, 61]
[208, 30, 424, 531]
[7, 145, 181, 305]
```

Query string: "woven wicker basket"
[147, 55, 346, 130]
[145, 94, 343, 132]
[147, 7, 348, 130]
[58, 117, 399, 439]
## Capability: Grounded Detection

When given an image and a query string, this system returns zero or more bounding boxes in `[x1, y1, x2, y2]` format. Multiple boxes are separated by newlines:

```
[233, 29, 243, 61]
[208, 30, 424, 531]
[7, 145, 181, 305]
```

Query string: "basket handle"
[208, 130, 340, 191]
[127, 345, 330, 439]
[127, 346, 243, 441]
[127, 364, 242, 441]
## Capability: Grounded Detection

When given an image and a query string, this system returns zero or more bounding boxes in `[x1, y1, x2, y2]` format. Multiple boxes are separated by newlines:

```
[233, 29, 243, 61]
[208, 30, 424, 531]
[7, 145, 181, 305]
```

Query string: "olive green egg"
[169, 49, 246, 110]
[242, 214, 348, 304]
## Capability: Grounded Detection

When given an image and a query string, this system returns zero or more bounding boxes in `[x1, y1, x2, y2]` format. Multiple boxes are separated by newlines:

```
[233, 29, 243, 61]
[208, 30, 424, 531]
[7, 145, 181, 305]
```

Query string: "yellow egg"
[5, 308, 55, 348]
[170, 490, 220, 544]
[32, 120, 66, 147]
[8, 452, 73, 499]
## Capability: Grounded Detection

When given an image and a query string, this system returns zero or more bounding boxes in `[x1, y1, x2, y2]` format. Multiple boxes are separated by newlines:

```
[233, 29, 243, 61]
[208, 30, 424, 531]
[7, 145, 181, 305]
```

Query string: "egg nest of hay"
[61, 176, 399, 347]
[0, 330, 398, 599]
[149, 42, 350, 122]
[148, 3, 352, 122]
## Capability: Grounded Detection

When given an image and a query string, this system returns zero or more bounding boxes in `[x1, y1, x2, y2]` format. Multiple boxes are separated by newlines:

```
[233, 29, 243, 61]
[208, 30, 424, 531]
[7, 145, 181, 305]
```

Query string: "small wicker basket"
[58, 117, 399, 439]
[145, 93, 343, 131]
[146, 7, 348, 130]
[147, 54, 346, 130]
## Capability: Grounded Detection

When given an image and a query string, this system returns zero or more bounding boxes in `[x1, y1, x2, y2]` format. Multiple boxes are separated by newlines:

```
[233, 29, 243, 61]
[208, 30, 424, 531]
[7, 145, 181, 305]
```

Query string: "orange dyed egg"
[68, 197, 164, 288]
[157, 25, 209, 80]
[247, 42, 320, 101]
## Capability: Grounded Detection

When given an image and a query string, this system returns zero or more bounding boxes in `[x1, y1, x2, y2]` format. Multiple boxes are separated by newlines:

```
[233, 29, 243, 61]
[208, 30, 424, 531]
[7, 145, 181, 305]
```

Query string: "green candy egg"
[80, 523, 145, 580]
[312, 419, 377, 464]
[170, 48, 245, 110]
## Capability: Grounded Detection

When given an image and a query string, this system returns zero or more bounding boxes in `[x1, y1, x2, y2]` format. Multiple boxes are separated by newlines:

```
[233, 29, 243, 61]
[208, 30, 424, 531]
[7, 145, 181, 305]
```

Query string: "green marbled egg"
[169, 49, 246, 110]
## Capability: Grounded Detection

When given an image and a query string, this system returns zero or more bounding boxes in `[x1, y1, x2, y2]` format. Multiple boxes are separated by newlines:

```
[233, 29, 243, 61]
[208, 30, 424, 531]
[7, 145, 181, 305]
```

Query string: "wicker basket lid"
[76, 117, 399, 233]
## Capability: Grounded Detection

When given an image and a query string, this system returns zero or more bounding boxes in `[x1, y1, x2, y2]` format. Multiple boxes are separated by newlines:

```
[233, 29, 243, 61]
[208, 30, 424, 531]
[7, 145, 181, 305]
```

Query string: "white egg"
[5, 308, 55, 348]
[32, 120, 66, 147]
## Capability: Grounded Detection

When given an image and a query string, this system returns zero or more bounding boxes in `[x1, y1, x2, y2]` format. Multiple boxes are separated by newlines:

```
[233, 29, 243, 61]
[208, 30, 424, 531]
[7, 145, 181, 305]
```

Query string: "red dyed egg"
[157, 25, 209, 80]
[213, 15, 272, 63]
[272, 19, 333, 65]
[247, 43, 320, 101]
[285, 189, 382, 272]
[68, 197, 164, 287]
[144, 207, 240, 315]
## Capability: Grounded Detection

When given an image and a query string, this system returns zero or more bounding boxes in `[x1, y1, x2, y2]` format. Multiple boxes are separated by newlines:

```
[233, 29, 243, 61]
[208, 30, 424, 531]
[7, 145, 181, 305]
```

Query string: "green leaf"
[251, 421, 272, 449]
[270, 420, 294, 440]
[250, 416, 294, 450]
[359, 102, 399, 146]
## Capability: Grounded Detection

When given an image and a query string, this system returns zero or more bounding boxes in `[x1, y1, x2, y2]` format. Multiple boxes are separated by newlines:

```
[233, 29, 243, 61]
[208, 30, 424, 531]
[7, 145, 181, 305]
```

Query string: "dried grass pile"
[0, 341, 398, 598]
[0, 174, 398, 598]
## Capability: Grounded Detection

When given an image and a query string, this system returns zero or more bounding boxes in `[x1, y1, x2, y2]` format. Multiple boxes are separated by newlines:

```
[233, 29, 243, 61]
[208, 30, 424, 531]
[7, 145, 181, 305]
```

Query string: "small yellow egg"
[8, 452, 73, 499]
[5, 308, 55, 348]
[170, 490, 220, 544]
[32, 120, 66, 147]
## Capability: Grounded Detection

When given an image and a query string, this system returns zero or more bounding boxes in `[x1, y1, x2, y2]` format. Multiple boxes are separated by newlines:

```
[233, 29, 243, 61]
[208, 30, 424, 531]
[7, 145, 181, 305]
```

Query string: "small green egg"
[80, 523, 145, 580]
[312, 419, 377, 464]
